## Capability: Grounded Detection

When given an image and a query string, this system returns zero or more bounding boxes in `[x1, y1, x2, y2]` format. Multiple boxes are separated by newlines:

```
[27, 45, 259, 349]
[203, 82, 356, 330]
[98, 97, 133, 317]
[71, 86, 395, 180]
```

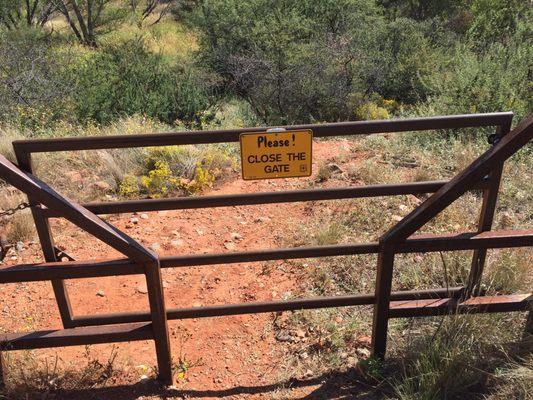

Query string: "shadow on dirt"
[20, 368, 387, 400]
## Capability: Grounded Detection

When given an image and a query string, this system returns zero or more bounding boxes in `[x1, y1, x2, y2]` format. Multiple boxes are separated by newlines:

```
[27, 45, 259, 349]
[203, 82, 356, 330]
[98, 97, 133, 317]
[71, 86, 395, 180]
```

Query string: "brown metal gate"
[0, 112, 531, 385]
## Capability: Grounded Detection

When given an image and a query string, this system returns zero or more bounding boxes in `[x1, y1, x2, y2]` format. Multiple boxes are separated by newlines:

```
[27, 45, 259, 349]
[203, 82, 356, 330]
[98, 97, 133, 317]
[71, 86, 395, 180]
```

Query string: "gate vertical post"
[14, 150, 74, 328]
[371, 247, 396, 359]
[144, 260, 173, 385]
[466, 119, 512, 298]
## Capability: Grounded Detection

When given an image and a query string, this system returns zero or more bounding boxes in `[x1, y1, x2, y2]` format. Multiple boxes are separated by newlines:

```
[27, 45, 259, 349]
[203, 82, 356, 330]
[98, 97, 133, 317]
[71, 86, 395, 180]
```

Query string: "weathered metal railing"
[0, 112, 531, 385]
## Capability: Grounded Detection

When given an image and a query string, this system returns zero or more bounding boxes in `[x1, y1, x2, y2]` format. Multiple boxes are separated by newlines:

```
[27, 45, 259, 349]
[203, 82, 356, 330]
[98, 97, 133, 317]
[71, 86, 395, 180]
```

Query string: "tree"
[129, 0, 173, 27]
[51, 0, 124, 47]
[468, 0, 529, 47]
[0, 0, 56, 30]
[0, 29, 73, 128]
[186, 0, 429, 124]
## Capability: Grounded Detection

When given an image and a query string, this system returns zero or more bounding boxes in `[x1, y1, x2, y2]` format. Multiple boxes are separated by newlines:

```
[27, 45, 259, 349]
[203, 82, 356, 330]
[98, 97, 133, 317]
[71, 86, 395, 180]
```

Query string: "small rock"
[356, 347, 371, 358]
[162, 280, 169, 288]
[136, 284, 148, 294]
[339, 352, 348, 359]
[130, 217, 139, 224]
[140, 213, 149, 220]
[196, 229, 204, 236]
[334, 316, 343, 324]
[392, 215, 403, 222]
[303, 369, 314, 378]
[276, 332, 292, 342]
[170, 239, 184, 249]
[139, 375, 149, 383]
[254, 216, 271, 223]
[192, 302, 202, 308]
[407, 194, 422, 204]
[96, 290, 105, 297]
[230, 232, 243, 241]
[92, 181, 111, 191]
[294, 329, 306, 338]
[150, 242, 161, 251]
[300, 352, 309, 360]
[224, 242, 236, 250]
[15, 242, 24, 252]
[326, 163, 344, 174]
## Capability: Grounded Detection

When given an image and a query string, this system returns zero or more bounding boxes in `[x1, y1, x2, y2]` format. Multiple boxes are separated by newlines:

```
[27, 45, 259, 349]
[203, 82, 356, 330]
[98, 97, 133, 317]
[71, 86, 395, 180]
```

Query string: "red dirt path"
[1, 140, 367, 399]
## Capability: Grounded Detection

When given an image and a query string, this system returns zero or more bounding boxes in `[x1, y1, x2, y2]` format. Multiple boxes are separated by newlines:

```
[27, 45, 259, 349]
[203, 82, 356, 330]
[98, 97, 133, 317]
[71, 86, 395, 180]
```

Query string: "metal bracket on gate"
[488, 133, 503, 145]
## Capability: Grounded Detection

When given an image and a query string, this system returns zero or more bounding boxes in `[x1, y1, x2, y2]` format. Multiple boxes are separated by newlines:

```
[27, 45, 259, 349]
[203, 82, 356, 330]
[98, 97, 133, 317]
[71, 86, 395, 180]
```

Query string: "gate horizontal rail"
[41, 178, 491, 217]
[1, 229, 530, 283]
[12, 112, 513, 152]
[0, 112, 531, 386]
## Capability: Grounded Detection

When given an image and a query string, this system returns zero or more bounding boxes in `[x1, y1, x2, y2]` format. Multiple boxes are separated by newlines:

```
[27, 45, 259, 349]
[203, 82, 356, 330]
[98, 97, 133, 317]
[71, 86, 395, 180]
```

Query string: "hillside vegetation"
[0, 1, 531, 399]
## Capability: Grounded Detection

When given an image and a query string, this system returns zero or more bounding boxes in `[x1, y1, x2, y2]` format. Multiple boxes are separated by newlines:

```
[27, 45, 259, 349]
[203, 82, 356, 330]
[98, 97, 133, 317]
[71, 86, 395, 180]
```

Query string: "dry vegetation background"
[0, 1, 531, 399]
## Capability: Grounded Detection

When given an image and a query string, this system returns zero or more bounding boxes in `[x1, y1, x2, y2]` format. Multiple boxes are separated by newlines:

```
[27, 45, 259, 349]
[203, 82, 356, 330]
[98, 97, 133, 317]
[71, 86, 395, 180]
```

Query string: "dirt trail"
[0, 140, 355, 399]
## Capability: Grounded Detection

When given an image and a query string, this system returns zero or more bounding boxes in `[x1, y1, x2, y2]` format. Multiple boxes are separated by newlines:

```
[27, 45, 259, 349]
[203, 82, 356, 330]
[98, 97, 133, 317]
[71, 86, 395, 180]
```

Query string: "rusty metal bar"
[70, 287, 465, 327]
[396, 229, 533, 252]
[0, 259, 142, 283]
[1, 229, 529, 283]
[12, 113, 512, 153]
[0, 322, 153, 351]
[0, 154, 156, 263]
[466, 116, 513, 297]
[14, 150, 75, 328]
[388, 294, 531, 318]
[143, 261, 173, 385]
[382, 114, 533, 243]
[371, 248, 395, 359]
[160, 229, 532, 269]
[40, 179, 491, 218]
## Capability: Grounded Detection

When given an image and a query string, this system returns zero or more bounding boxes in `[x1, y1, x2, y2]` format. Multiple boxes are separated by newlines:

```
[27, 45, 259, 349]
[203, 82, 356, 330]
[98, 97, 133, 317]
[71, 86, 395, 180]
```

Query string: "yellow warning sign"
[240, 129, 313, 180]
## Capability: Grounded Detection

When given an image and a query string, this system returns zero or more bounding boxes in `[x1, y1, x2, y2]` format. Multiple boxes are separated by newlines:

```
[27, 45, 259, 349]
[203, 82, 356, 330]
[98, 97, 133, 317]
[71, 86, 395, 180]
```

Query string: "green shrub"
[413, 19, 532, 124]
[118, 144, 235, 198]
[118, 174, 141, 198]
[140, 160, 182, 198]
[0, 28, 74, 130]
[70, 38, 215, 126]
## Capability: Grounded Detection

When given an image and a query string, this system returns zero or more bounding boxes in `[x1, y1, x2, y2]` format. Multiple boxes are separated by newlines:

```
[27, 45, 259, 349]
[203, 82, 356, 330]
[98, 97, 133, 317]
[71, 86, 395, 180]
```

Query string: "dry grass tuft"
[0, 192, 36, 244]
[0, 125, 24, 162]
[390, 314, 532, 400]
[0, 346, 120, 399]
[282, 132, 532, 398]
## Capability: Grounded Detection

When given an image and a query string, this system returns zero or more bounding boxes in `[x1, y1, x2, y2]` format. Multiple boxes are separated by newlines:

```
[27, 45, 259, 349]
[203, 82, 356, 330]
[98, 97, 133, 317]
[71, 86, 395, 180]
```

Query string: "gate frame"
[0, 112, 531, 386]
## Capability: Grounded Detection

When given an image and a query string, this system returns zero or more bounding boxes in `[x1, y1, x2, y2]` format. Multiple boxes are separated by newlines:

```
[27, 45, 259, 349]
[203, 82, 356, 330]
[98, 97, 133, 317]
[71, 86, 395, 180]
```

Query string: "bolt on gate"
[0, 112, 531, 385]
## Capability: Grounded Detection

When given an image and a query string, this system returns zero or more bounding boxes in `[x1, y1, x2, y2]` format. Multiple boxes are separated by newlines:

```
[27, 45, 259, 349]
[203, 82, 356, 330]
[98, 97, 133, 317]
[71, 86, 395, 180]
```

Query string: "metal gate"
[0, 112, 531, 385]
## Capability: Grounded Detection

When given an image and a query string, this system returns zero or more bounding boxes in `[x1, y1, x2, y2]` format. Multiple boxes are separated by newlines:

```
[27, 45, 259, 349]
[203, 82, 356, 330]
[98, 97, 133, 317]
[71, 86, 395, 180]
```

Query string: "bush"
[71, 38, 215, 126]
[185, 0, 395, 124]
[119, 144, 235, 198]
[0, 28, 74, 130]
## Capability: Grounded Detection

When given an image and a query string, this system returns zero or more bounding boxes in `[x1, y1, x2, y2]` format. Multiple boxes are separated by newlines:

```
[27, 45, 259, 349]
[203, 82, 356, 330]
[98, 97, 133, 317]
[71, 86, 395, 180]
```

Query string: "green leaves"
[70, 38, 214, 126]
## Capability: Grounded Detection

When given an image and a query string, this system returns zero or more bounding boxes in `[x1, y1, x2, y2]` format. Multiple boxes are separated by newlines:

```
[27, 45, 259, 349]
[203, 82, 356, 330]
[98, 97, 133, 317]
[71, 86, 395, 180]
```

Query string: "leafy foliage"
[70, 38, 215, 125]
